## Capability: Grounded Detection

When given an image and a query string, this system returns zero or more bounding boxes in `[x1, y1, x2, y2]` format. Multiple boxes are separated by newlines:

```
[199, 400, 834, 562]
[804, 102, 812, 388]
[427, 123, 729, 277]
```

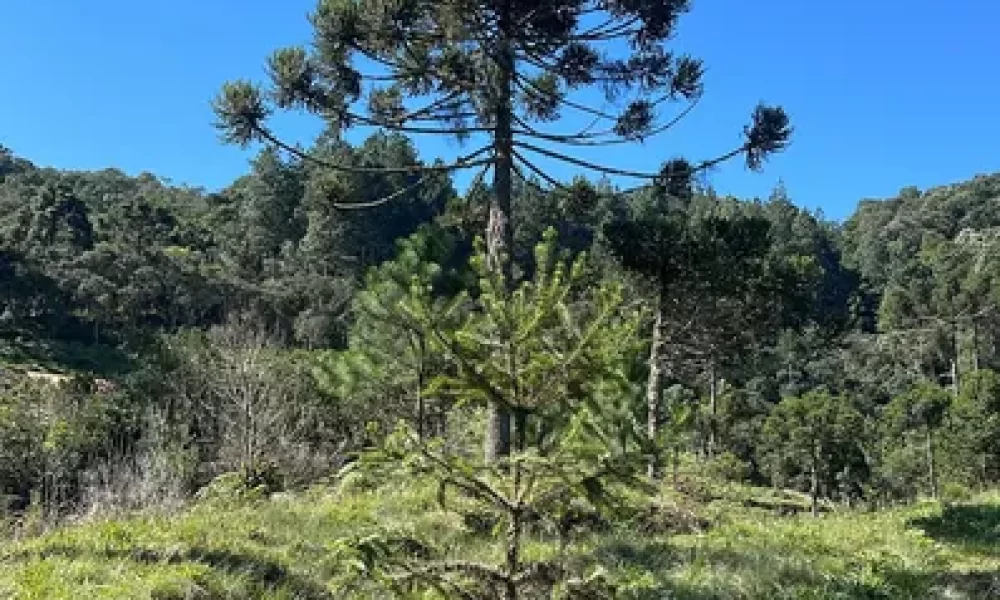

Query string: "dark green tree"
[0, 145, 34, 180]
[333, 229, 648, 599]
[758, 390, 865, 516]
[940, 370, 1000, 488]
[213, 0, 791, 461]
[603, 193, 778, 475]
[882, 382, 952, 499]
[313, 223, 471, 439]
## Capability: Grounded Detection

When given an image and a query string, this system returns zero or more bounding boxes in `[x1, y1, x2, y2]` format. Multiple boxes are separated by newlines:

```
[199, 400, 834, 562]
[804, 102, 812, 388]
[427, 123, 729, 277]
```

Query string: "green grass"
[1, 482, 998, 599]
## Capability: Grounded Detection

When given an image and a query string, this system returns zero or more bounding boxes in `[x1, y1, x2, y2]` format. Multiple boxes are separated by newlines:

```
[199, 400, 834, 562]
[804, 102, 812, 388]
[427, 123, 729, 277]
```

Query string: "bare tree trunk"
[485, 4, 515, 465]
[512, 408, 527, 454]
[416, 336, 426, 441]
[972, 321, 980, 373]
[926, 426, 937, 500]
[981, 453, 988, 492]
[505, 450, 523, 600]
[244, 394, 254, 474]
[707, 358, 717, 460]
[810, 459, 819, 517]
[504, 506, 522, 600]
[672, 446, 680, 486]
[646, 285, 666, 478]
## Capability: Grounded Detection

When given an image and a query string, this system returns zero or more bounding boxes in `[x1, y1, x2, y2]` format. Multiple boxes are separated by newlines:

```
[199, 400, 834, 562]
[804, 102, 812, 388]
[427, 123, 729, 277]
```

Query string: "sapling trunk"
[708, 359, 717, 460]
[810, 463, 819, 517]
[416, 336, 426, 441]
[646, 284, 667, 478]
[504, 506, 522, 600]
[925, 426, 937, 500]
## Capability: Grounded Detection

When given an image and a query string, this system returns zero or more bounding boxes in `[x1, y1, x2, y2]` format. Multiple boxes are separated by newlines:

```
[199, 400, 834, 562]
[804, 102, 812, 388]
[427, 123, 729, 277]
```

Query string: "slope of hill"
[2, 478, 998, 599]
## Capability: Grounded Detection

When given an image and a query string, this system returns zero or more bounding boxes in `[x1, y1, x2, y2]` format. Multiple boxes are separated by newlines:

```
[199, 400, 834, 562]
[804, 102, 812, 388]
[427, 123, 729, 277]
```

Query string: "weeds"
[1, 479, 998, 599]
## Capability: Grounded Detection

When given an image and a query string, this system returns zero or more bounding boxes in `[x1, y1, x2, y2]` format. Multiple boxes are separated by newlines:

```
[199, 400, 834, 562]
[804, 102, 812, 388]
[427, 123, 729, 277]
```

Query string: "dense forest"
[3, 1, 1000, 598]
[3, 139, 1000, 595]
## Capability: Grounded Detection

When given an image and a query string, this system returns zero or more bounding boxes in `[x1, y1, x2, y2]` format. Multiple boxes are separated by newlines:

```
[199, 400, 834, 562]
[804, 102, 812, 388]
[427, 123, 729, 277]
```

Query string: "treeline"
[0, 136, 451, 354]
[2, 140, 1000, 519]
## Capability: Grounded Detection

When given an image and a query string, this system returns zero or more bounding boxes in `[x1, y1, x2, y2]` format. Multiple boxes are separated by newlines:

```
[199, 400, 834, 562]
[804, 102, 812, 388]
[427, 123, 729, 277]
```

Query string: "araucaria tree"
[213, 0, 791, 462]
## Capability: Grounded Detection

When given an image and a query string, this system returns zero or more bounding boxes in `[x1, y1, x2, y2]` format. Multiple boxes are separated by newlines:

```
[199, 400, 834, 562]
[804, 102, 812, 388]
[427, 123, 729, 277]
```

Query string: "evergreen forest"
[2, 1, 999, 598]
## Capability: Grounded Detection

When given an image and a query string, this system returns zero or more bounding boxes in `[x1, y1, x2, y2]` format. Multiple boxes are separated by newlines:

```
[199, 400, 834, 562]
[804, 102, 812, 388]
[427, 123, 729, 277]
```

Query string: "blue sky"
[1, 0, 998, 221]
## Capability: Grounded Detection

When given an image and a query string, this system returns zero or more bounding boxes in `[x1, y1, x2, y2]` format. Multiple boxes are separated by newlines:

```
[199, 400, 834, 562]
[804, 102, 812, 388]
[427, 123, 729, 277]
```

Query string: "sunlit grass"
[1, 481, 998, 599]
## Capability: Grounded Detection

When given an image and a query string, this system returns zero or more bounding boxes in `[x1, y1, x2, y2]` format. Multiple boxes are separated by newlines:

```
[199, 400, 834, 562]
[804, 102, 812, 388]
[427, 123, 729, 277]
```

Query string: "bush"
[939, 482, 973, 505]
[194, 464, 283, 507]
[706, 451, 750, 483]
[0, 375, 136, 518]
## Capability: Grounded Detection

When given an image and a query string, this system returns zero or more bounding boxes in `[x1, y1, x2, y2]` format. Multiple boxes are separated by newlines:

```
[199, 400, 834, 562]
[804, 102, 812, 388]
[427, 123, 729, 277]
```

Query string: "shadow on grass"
[592, 537, 678, 573]
[588, 537, 977, 599]
[9, 543, 333, 599]
[589, 538, 893, 599]
[672, 547, 928, 600]
[931, 570, 1000, 598]
[911, 503, 1000, 558]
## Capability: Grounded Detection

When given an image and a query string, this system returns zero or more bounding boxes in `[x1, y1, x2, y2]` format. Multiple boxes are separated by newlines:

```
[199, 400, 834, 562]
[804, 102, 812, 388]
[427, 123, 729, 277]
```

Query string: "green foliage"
[884, 382, 952, 436]
[424, 227, 642, 425]
[194, 467, 282, 508]
[214, 0, 789, 183]
[704, 452, 751, 484]
[0, 375, 135, 516]
[880, 383, 952, 499]
[331, 229, 651, 597]
[311, 223, 470, 439]
[940, 370, 1000, 487]
[758, 391, 866, 511]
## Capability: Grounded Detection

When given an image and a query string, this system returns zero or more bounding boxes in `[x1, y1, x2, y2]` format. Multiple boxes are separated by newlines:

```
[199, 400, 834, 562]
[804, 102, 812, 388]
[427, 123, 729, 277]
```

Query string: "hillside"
[5, 152, 1000, 599]
[2, 476, 998, 599]
[4, 0, 1000, 597]
[0, 149, 1000, 599]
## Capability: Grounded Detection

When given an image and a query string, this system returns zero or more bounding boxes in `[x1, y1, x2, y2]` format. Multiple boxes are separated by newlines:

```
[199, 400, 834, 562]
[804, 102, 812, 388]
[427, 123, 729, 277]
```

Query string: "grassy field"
[1, 478, 998, 599]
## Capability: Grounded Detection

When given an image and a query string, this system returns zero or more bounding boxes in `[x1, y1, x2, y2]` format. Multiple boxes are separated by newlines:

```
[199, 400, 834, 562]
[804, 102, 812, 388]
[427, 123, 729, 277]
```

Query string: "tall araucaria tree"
[604, 197, 777, 476]
[213, 0, 791, 462]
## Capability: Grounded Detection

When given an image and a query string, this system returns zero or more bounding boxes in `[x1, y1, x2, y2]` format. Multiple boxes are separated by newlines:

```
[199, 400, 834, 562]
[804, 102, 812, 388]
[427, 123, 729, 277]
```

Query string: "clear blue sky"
[2, 0, 998, 221]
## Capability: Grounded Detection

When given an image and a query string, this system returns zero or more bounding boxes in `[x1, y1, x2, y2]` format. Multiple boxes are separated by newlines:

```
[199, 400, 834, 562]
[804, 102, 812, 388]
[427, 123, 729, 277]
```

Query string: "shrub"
[706, 451, 750, 483]
[939, 482, 973, 505]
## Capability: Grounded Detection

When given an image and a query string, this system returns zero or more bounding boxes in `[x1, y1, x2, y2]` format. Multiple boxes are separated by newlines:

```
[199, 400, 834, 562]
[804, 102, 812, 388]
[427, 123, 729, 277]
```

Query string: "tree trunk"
[485, 3, 515, 465]
[504, 506, 521, 600]
[950, 359, 959, 397]
[707, 359, 717, 460]
[646, 285, 666, 478]
[505, 412, 523, 600]
[981, 453, 988, 492]
[416, 376, 425, 441]
[972, 321, 980, 373]
[926, 426, 937, 500]
[672, 446, 680, 486]
[810, 459, 819, 517]
[416, 335, 426, 441]
[512, 408, 527, 454]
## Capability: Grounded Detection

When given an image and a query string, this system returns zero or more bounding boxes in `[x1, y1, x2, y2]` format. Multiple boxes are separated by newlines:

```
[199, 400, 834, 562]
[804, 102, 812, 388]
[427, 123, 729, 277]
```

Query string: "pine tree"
[883, 382, 952, 499]
[759, 390, 864, 516]
[604, 193, 775, 476]
[213, 0, 791, 461]
[334, 229, 649, 599]
[313, 224, 471, 439]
